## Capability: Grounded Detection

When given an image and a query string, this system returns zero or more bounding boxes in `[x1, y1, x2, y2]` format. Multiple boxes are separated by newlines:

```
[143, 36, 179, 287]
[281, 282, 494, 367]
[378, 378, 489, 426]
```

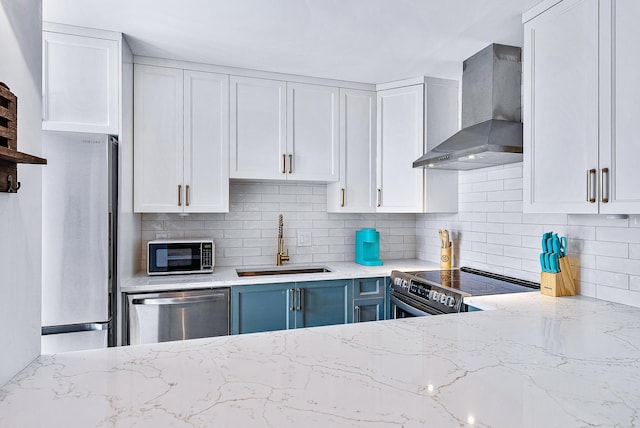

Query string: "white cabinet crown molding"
[133, 55, 376, 91]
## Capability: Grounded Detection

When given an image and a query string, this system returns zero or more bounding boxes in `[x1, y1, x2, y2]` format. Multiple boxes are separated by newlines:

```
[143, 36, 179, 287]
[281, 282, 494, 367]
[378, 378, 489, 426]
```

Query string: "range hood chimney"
[413, 44, 522, 170]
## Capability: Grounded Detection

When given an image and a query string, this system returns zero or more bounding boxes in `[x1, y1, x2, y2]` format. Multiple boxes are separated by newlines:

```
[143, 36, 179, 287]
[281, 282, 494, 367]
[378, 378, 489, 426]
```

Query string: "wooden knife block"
[540, 257, 576, 297]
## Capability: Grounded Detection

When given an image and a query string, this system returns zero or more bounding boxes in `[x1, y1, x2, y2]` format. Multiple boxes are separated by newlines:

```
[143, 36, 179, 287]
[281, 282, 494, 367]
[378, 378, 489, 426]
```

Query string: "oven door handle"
[391, 295, 431, 317]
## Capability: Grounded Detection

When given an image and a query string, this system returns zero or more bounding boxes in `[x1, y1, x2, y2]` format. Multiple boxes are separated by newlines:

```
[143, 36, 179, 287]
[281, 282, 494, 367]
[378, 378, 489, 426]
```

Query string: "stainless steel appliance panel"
[42, 132, 111, 326]
[41, 329, 109, 354]
[127, 289, 230, 345]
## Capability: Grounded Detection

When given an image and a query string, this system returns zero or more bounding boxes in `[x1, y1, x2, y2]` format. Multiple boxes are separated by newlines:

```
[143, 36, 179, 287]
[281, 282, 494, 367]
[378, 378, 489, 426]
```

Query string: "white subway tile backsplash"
[487, 212, 522, 224]
[139, 182, 416, 269]
[472, 180, 504, 193]
[487, 189, 522, 202]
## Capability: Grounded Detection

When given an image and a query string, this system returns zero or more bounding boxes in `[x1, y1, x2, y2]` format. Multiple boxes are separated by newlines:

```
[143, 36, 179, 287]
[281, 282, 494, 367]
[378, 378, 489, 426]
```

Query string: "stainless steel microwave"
[147, 240, 214, 275]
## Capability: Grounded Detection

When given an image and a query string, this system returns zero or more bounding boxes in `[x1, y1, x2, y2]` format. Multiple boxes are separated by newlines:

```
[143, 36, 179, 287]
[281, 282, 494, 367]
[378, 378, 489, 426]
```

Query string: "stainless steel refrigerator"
[41, 131, 117, 354]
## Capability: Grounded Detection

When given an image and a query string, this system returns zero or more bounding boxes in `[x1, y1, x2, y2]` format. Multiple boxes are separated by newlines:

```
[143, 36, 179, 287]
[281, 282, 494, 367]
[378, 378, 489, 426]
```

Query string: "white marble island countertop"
[2, 292, 640, 427]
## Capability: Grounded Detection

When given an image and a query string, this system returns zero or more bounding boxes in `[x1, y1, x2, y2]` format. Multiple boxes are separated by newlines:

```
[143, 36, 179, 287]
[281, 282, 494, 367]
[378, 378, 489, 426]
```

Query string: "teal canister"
[355, 228, 383, 266]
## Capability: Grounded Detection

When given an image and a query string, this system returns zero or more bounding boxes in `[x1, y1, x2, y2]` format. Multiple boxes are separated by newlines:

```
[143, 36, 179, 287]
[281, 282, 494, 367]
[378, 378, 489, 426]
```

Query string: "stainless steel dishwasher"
[126, 289, 230, 345]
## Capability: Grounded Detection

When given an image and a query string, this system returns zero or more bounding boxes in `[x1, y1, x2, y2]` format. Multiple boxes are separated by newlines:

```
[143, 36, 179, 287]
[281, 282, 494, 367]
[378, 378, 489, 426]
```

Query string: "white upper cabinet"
[524, 0, 640, 214]
[286, 82, 339, 181]
[183, 70, 229, 213]
[230, 76, 286, 180]
[376, 84, 425, 213]
[134, 64, 229, 213]
[134, 65, 184, 213]
[599, 0, 640, 213]
[230, 77, 339, 182]
[375, 80, 458, 213]
[42, 26, 119, 134]
[327, 89, 376, 213]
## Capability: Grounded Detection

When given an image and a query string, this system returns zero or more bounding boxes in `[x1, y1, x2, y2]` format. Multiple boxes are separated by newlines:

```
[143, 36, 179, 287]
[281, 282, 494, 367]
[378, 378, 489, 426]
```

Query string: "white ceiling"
[43, 0, 543, 84]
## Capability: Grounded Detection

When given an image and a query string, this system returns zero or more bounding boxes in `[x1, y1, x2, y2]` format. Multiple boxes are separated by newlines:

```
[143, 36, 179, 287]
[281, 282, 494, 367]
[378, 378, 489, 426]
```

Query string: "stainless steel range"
[389, 267, 539, 317]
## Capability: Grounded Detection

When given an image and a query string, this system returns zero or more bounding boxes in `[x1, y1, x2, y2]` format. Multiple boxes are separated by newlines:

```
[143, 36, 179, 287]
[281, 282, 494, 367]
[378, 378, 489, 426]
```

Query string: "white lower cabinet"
[376, 79, 459, 213]
[523, 0, 640, 214]
[328, 89, 376, 213]
[134, 64, 229, 213]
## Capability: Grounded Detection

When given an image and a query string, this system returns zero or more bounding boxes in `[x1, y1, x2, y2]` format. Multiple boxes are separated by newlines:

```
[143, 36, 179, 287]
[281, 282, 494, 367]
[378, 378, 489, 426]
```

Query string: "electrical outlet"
[297, 231, 312, 247]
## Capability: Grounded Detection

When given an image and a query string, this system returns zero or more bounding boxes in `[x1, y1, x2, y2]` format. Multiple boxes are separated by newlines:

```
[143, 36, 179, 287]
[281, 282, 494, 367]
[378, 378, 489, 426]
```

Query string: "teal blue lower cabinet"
[231, 282, 295, 334]
[231, 279, 353, 334]
[353, 277, 385, 299]
[353, 297, 385, 323]
[294, 280, 353, 328]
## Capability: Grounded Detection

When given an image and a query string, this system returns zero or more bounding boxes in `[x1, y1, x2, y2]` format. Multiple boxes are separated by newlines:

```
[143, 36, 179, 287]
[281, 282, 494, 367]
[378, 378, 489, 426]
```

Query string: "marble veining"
[2, 293, 640, 427]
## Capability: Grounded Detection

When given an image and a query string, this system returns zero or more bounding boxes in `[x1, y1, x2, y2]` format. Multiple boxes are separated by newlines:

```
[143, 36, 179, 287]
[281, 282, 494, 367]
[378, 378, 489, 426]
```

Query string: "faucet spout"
[276, 214, 290, 266]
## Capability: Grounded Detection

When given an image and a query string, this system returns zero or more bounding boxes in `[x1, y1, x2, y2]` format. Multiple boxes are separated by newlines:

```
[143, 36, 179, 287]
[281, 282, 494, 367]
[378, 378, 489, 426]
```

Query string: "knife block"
[540, 257, 576, 297]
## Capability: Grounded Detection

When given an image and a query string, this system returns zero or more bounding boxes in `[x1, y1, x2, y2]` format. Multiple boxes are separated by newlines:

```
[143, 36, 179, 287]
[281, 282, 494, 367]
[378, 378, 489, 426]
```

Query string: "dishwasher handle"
[131, 293, 227, 306]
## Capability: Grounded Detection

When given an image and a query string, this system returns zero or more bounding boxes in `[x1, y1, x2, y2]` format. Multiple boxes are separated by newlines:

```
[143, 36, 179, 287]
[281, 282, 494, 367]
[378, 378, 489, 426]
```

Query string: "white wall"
[417, 162, 640, 308]
[140, 181, 416, 269]
[0, 0, 42, 386]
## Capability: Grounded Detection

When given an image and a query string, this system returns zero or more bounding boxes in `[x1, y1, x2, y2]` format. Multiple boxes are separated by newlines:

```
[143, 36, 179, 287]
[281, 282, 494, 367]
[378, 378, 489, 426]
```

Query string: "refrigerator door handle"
[131, 293, 227, 306]
[42, 322, 110, 335]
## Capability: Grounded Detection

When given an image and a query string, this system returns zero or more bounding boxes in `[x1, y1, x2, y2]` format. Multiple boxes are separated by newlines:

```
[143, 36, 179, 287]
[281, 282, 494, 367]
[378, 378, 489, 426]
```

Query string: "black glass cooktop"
[408, 267, 540, 296]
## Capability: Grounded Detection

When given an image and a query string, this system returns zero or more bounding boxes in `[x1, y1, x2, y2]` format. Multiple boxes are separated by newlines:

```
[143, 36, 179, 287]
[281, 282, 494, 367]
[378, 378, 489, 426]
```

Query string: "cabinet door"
[295, 280, 352, 328]
[231, 283, 295, 334]
[354, 298, 385, 323]
[183, 71, 229, 213]
[230, 76, 286, 180]
[287, 83, 339, 181]
[353, 277, 385, 299]
[42, 31, 119, 133]
[600, 0, 640, 213]
[523, 0, 599, 213]
[328, 89, 376, 212]
[134, 64, 184, 213]
[376, 85, 425, 213]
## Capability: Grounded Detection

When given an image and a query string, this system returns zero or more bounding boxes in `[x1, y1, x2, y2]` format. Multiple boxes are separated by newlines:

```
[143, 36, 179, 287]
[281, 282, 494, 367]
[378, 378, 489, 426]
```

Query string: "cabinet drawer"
[353, 277, 385, 299]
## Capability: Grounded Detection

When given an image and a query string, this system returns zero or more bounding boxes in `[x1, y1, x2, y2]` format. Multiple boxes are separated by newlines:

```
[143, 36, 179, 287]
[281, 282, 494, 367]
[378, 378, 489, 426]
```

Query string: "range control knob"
[401, 279, 408, 288]
[446, 296, 456, 307]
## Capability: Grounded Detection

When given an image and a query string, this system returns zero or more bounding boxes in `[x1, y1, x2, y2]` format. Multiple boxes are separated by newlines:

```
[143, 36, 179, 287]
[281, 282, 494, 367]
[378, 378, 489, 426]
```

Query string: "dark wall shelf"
[0, 82, 47, 193]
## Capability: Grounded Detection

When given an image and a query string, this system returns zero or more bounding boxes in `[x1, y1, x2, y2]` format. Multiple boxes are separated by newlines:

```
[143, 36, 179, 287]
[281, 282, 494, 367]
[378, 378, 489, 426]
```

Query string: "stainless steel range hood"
[413, 44, 522, 170]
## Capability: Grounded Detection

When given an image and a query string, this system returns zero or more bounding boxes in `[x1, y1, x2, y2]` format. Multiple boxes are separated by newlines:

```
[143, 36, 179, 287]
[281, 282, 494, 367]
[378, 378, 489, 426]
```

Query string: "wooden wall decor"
[0, 82, 46, 193]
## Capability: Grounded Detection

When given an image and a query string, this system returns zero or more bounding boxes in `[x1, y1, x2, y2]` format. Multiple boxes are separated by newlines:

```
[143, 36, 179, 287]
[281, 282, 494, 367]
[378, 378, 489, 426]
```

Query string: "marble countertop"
[2, 292, 640, 427]
[121, 259, 440, 292]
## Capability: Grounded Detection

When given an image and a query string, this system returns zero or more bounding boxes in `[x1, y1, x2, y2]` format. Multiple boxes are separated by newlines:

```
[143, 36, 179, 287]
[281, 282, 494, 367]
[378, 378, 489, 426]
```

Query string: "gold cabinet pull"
[282, 154, 286, 174]
[288, 154, 293, 174]
[601, 168, 609, 203]
[186, 185, 190, 206]
[178, 185, 182, 206]
[586, 169, 596, 203]
[341, 188, 345, 207]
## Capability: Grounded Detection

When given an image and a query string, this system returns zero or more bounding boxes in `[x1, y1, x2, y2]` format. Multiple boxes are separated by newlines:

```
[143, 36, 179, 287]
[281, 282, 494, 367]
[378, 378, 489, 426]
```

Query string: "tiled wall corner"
[417, 162, 640, 308]
[140, 182, 416, 269]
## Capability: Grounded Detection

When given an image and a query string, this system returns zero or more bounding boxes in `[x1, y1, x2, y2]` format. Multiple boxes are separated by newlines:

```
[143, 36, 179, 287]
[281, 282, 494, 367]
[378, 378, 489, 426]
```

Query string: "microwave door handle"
[130, 294, 227, 306]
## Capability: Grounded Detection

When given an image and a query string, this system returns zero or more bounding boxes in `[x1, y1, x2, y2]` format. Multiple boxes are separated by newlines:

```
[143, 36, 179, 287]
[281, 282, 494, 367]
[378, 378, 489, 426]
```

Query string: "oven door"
[390, 291, 448, 318]
[148, 242, 202, 274]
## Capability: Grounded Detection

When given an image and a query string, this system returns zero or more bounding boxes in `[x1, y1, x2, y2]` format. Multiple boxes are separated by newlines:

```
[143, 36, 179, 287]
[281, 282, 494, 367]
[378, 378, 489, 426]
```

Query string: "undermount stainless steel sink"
[236, 266, 333, 277]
